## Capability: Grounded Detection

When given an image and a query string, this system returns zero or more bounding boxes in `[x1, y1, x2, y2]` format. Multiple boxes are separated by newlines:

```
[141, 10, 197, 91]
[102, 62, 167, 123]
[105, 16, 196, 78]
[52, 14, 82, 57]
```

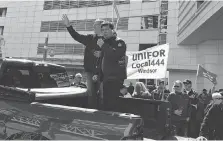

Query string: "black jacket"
[100, 36, 126, 82]
[71, 82, 87, 88]
[151, 89, 170, 100]
[167, 92, 191, 121]
[200, 104, 223, 140]
[66, 26, 101, 74]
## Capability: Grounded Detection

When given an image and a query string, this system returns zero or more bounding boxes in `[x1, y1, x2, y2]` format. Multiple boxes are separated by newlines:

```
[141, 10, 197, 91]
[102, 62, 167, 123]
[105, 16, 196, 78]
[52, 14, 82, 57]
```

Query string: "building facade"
[1, 0, 220, 92]
[176, 1, 223, 92]
[0, 0, 160, 78]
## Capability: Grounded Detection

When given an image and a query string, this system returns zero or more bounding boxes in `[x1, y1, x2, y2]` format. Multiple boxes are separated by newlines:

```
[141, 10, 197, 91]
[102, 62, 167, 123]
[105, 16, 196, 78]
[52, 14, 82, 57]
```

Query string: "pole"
[43, 34, 49, 61]
[161, 71, 167, 101]
[112, 0, 115, 23]
[195, 64, 199, 91]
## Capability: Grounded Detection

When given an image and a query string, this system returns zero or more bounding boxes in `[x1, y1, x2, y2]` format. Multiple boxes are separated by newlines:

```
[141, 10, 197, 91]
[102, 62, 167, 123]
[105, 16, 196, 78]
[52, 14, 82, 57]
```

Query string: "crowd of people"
[62, 14, 223, 140]
[121, 79, 223, 140]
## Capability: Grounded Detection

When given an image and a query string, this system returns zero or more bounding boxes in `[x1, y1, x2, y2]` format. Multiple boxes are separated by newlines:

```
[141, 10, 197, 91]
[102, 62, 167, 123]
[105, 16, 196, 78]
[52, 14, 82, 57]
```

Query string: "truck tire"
[6, 132, 49, 140]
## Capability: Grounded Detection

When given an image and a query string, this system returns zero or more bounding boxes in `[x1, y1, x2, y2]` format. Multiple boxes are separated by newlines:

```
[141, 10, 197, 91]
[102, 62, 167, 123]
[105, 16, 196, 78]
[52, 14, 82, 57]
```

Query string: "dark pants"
[172, 120, 188, 137]
[103, 79, 123, 112]
[188, 119, 201, 138]
[86, 72, 100, 109]
[188, 107, 201, 138]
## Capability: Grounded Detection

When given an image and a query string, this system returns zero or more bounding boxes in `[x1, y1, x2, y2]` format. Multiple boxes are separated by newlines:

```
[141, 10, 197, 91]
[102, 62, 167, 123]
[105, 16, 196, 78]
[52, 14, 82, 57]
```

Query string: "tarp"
[127, 44, 169, 79]
[17, 87, 87, 100]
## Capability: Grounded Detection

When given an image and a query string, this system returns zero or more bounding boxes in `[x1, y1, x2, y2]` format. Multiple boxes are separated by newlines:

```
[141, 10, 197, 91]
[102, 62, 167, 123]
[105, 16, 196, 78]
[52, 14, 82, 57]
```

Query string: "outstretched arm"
[62, 14, 90, 46]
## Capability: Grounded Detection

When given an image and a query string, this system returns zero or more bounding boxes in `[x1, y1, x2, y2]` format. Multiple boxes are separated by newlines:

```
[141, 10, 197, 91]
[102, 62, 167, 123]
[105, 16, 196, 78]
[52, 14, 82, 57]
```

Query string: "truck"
[0, 58, 193, 140]
[0, 58, 144, 140]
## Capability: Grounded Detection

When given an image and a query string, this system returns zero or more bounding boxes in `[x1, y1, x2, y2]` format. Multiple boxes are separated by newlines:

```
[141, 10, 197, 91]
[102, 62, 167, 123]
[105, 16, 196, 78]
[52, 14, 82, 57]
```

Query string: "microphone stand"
[95, 35, 104, 82]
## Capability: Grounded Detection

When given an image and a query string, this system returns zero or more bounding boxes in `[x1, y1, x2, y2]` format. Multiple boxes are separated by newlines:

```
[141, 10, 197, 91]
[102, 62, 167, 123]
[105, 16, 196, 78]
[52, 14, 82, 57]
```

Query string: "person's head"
[129, 82, 133, 86]
[212, 93, 223, 104]
[203, 89, 207, 94]
[183, 79, 192, 91]
[93, 19, 104, 35]
[101, 21, 115, 39]
[120, 84, 128, 95]
[135, 82, 147, 94]
[75, 73, 82, 83]
[158, 80, 165, 88]
[172, 80, 183, 93]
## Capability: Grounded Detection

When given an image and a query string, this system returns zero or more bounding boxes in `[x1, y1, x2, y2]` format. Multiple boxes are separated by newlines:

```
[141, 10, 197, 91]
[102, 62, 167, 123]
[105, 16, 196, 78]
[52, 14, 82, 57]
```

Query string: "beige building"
[0, 0, 221, 92]
[171, 1, 223, 92]
[0, 0, 160, 79]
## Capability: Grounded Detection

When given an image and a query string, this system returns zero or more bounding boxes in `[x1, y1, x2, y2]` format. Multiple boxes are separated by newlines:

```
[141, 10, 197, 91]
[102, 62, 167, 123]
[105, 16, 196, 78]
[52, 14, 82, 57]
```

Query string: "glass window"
[0, 8, 7, 17]
[34, 65, 70, 88]
[141, 16, 158, 29]
[0, 67, 33, 88]
[0, 26, 4, 35]
[43, 0, 130, 10]
[40, 18, 129, 32]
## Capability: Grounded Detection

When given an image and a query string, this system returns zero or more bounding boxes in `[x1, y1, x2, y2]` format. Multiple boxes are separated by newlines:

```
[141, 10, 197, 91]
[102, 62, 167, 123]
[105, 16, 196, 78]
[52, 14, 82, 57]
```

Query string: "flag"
[113, 2, 120, 19]
[112, 0, 120, 30]
[197, 65, 217, 84]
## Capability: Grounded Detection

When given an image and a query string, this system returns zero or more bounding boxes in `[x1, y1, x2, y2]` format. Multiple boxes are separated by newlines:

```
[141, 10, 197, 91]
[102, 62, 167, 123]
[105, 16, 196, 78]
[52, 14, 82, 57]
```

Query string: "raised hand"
[174, 109, 182, 116]
[62, 14, 71, 27]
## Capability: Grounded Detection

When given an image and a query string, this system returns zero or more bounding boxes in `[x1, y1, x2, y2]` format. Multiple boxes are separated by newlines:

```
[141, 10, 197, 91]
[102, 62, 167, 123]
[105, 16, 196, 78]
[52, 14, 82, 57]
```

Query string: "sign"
[50, 72, 70, 87]
[127, 44, 169, 79]
[197, 65, 217, 84]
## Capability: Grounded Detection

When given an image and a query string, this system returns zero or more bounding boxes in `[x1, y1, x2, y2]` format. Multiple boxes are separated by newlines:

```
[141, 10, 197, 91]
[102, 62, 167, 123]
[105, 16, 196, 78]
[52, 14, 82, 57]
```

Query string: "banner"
[197, 65, 217, 84]
[127, 44, 169, 79]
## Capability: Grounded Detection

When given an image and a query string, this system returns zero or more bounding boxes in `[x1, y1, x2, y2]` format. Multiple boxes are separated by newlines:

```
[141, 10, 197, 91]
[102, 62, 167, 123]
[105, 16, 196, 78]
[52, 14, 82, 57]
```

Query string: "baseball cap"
[183, 79, 192, 85]
[75, 73, 82, 78]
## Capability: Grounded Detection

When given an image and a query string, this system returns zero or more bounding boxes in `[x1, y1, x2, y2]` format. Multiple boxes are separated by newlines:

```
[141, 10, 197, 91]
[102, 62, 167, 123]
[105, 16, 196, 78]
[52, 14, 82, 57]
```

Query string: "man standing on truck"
[62, 14, 104, 109]
[97, 21, 127, 111]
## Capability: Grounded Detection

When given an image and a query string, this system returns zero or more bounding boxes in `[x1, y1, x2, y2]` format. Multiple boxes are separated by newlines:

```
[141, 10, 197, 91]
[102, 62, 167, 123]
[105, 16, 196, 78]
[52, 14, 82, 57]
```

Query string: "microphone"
[94, 35, 104, 82]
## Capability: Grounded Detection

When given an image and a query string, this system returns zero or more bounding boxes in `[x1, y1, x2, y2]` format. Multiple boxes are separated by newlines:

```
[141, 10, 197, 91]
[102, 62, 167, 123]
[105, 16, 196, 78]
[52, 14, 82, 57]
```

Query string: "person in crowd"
[97, 21, 127, 111]
[199, 92, 223, 140]
[127, 82, 134, 95]
[132, 82, 152, 99]
[120, 84, 132, 98]
[167, 80, 190, 137]
[204, 92, 222, 115]
[71, 73, 87, 88]
[182, 79, 200, 138]
[62, 14, 104, 109]
[198, 89, 212, 108]
[151, 80, 170, 101]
